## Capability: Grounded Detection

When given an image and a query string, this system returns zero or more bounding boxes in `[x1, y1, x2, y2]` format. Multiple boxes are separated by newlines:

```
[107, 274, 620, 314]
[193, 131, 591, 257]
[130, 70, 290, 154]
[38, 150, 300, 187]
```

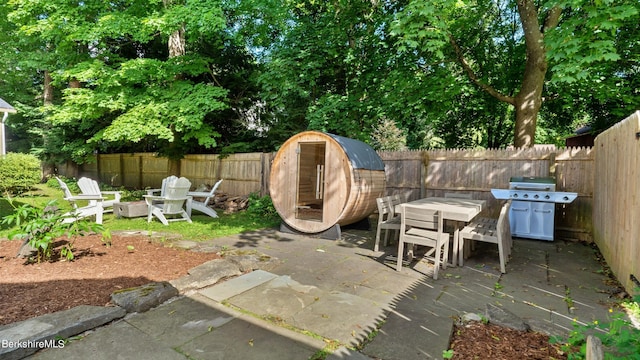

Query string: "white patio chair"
[396, 204, 450, 280]
[55, 177, 105, 224]
[458, 201, 512, 273]
[187, 179, 223, 218]
[373, 195, 402, 252]
[77, 177, 122, 213]
[144, 177, 192, 226]
[145, 175, 179, 208]
[146, 175, 179, 198]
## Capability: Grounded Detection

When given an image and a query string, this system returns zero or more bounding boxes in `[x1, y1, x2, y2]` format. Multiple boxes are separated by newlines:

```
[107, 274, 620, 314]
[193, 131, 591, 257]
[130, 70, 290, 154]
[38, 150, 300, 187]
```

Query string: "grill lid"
[509, 176, 555, 184]
[509, 176, 556, 191]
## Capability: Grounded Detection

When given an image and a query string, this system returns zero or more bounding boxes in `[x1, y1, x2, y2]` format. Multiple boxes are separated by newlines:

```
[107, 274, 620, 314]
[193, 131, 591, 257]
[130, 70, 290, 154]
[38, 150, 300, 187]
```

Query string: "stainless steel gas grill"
[491, 177, 578, 241]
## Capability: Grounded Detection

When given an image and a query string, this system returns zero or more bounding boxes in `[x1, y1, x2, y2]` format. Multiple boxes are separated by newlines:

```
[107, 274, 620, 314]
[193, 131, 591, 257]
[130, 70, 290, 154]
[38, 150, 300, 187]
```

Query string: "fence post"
[260, 152, 271, 197]
[585, 335, 604, 360]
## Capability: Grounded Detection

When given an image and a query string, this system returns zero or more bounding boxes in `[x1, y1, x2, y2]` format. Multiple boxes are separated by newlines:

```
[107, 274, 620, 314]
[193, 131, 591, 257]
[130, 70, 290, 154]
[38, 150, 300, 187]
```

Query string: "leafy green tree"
[243, 1, 520, 149]
[371, 117, 408, 151]
[393, 0, 638, 147]
[4, 0, 263, 163]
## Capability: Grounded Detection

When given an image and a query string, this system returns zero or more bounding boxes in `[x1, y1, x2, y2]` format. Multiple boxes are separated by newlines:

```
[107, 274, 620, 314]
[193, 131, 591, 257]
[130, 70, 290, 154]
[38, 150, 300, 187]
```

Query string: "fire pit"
[491, 177, 577, 241]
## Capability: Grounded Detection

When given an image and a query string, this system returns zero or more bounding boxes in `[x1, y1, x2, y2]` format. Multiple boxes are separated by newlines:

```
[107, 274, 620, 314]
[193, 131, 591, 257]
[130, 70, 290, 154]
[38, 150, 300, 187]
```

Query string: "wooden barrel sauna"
[270, 131, 386, 234]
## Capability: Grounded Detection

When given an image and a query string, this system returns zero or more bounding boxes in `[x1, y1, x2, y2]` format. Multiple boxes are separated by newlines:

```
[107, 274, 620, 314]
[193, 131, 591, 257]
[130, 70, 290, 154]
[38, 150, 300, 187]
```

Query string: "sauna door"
[296, 142, 326, 221]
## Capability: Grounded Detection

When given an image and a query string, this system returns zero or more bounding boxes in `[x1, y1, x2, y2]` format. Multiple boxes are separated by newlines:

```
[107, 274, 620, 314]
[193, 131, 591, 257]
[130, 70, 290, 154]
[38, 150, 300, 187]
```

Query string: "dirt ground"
[449, 321, 567, 359]
[0, 234, 567, 358]
[0, 234, 220, 326]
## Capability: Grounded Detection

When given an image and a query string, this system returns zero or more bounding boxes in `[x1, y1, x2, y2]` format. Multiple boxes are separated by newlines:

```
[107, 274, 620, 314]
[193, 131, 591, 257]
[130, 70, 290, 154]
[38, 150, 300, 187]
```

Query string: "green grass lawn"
[0, 183, 281, 241]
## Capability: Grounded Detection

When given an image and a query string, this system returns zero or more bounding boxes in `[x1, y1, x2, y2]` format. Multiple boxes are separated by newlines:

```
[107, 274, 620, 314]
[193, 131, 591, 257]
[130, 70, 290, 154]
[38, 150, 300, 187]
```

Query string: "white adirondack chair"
[187, 179, 223, 218]
[55, 177, 105, 224]
[146, 175, 179, 197]
[144, 177, 193, 225]
[146, 175, 179, 207]
[77, 177, 122, 213]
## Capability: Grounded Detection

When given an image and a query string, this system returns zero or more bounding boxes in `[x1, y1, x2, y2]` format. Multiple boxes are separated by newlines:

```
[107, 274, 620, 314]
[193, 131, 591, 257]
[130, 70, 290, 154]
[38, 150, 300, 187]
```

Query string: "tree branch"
[448, 34, 515, 105]
[542, 6, 562, 33]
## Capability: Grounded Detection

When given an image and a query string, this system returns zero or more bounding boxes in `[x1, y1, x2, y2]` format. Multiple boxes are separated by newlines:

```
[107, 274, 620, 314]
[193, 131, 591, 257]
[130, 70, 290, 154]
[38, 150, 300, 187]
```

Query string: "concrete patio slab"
[199, 269, 278, 302]
[20, 224, 619, 360]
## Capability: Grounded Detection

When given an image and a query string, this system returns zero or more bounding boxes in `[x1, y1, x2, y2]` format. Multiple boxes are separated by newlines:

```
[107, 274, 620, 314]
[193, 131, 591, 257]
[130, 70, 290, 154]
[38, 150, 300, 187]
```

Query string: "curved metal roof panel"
[326, 133, 385, 170]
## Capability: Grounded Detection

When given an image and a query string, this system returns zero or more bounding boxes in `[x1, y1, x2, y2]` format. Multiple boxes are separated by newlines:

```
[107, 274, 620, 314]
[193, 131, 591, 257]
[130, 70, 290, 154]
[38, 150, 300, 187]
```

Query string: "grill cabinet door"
[530, 202, 555, 241]
[510, 200, 531, 236]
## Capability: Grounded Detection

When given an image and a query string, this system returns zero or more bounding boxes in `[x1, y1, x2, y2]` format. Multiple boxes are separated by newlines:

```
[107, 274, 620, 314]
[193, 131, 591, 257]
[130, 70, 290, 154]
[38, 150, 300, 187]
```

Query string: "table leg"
[452, 227, 459, 267]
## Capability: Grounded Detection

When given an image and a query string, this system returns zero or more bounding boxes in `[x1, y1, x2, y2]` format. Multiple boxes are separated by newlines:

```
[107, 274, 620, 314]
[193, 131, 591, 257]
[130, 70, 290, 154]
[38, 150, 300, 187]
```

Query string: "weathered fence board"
[181, 153, 265, 196]
[593, 111, 640, 295]
[378, 150, 423, 201]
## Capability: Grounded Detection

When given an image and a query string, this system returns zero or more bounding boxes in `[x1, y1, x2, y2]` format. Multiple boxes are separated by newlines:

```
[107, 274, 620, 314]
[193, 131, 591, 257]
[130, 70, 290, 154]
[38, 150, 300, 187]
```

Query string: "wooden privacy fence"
[593, 111, 640, 295]
[62, 153, 275, 198]
[61, 146, 594, 242]
[380, 147, 594, 242]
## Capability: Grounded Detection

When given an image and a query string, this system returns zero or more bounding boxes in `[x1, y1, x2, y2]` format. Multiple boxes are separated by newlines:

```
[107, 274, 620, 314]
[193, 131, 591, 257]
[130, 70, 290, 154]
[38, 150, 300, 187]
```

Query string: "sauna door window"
[296, 142, 325, 221]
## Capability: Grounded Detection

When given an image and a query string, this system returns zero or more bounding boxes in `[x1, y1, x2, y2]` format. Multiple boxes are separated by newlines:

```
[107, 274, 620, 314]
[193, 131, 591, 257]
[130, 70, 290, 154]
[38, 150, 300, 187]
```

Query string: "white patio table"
[396, 197, 486, 267]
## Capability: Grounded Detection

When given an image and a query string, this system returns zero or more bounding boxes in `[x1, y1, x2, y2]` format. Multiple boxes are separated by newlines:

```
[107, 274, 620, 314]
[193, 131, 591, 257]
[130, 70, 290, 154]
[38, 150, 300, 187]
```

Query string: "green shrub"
[117, 188, 146, 202]
[0, 153, 42, 195]
[551, 292, 640, 359]
[247, 193, 280, 220]
[1, 200, 110, 262]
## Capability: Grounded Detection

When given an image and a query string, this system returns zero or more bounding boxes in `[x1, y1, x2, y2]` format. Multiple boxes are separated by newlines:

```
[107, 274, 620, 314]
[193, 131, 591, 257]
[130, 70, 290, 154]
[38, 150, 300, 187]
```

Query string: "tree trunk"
[168, 159, 180, 177]
[168, 28, 186, 58]
[449, 0, 562, 148]
[164, 0, 185, 172]
[512, 0, 561, 148]
[43, 71, 54, 106]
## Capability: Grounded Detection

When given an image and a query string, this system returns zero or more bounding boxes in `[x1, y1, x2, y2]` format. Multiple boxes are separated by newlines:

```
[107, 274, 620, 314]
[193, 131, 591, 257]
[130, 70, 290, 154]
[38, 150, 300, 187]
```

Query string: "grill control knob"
[513, 193, 518, 198]
[534, 194, 539, 199]
[544, 195, 550, 200]
[523, 194, 528, 198]
[563, 196, 569, 201]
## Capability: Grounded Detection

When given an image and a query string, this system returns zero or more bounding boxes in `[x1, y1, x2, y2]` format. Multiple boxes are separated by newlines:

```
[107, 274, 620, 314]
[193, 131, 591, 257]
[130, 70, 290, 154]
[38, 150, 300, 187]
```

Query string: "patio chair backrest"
[160, 175, 179, 197]
[55, 177, 76, 207]
[78, 177, 100, 195]
[202, 179, 224, 207]
[162, 177, 191, 214]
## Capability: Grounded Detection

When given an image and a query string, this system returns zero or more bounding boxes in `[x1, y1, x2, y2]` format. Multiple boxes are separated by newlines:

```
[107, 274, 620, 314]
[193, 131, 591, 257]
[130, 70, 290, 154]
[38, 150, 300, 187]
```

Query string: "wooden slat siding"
[594, 111, 640, 295]
[339, 169, 386, 226]
[424, 148, 553, 192]
[269, 131, 350, 233]
[269, 131, 385, 233]
[378, 150, 423, 201]
[78, 156, 99, 181]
